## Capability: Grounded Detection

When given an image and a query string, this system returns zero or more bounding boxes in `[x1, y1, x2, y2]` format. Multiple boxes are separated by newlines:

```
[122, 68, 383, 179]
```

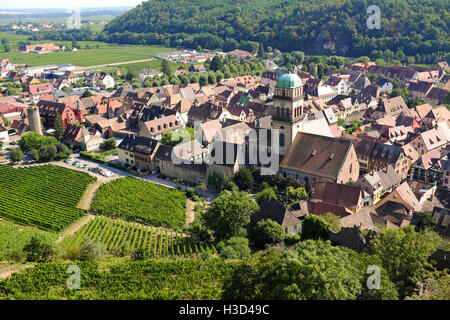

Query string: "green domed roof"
[276, 73, 303, 88]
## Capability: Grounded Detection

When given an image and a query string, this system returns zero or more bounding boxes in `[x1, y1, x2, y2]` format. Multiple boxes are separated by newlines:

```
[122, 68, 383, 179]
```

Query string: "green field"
[0, 164, 96, 231]
[1, 45, 173, 67]
[91, 177, 187, 228]
[70, 216, 215, 257]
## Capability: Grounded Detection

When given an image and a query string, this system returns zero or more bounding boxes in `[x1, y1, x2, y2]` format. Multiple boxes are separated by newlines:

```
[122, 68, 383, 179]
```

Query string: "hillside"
[104, 0, 450, 58]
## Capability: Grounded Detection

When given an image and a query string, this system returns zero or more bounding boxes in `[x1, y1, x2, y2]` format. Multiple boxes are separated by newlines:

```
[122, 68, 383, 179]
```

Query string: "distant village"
[1, 51, 449, 240]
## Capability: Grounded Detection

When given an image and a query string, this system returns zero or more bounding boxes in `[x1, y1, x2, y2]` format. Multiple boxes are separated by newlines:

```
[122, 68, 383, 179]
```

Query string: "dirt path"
[186, 200, 195, 226]
[77, 180, 103, 210]
[0, 265, 34, 280]
[56, 214, 96, 243]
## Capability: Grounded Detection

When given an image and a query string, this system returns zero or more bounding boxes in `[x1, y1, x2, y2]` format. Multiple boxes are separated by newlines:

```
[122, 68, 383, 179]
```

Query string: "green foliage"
[301, 215, 330, 241]
[255, 182, 277, 205]
[103, 138, 117, 151]
[161, 59, 171, 76]
[23, 235, 58, 263]
[9, 148, 24, 162]
[284, 234, 301, 246]
[208, 172, 223, 190]
[91, 177, 186, 228]
[368, 226, 443, 298]
[53, 113, 65, 141]
[160, 128, 194, 146]
[0, 259, 234, 299]
[185, 187, 198, 199]
[78, 236, 107, 261]
[0, 221, 58, 262]
[0, 164, 95, 231]
[1, 115, 10, 127]
[249, 219, 284, 248]
[219, 237, 251, 260]
[286, 186, 308, 205]
[412, 212, 434, 232]
[203, 190, 259, 241]
[81, 90, 93, 98]
[233, 168, 254, 190]
[321, 212, 342, 233]
[223, 241, 362, 300]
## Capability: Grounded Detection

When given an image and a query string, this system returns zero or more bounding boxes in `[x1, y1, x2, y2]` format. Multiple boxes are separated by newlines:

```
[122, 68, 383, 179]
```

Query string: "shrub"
[10, 148, 24, 162]
[219, 237, 250, 259]
[131, 246, 148, 261]
[233, 168, 254, 190]
[284, 234, 301, 246]
[79, 236, 107, 261]
[23, 235, 58, 262]
[249, 219, 284, 248]
[301, 215, 330, 241]
[185, 187, 198, 199]
[103, 139, 117, 151]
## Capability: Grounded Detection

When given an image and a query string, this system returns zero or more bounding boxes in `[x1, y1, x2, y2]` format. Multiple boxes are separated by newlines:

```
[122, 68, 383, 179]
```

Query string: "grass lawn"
[91, 177, 187, 229]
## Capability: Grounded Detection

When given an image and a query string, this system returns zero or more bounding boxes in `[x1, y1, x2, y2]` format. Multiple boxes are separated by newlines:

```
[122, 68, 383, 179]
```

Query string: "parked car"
[79, 163, 88, 169]
[102, 170, 114, 177]
[65, 158, 74, 164]
[72, 161, 80, 167]
[88, 167, 99, 173]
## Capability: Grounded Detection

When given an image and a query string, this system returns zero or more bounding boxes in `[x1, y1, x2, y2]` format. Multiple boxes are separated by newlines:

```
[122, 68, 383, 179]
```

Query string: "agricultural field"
[0, 221, 57, 261]
[0, 259, 235, 299]
[70, 216, 216, 257]
[1, 44, 173, 67]
[91, 177, 186, 228]
[0, 165, 96, 231]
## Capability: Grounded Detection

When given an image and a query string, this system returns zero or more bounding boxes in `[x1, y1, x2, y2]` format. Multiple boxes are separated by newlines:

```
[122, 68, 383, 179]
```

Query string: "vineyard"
[0, 260, 235, 299]
[0, 165, 96, 231]
[0, 221, 57, 261]
[71, 216, 216, 257]
[91, 177, 186, 228]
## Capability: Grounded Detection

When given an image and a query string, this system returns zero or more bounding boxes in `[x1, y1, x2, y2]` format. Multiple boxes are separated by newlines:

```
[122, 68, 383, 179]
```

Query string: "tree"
[3, 44, 11, 52]
[125, 69, 137, 82]
[301, 215, 330, 241]
[1, 115, 11, 127]
[321, 212, 341, 232]
[53, 113, 65, 141]
[357, 56, 370, 63]
[208, 172, 223, 190]
[81, 90, 93, 98]
[10, 148, 24, 162]
[198, 182, 207, 195]
[209, 56, 223, 72]
[368, 226, 442, 298]
[23, 235, 57, 262]
[255, 182, 277, 205]
[219, 236, 251, 259]
[161, 59, 171, 76]
[443, 92, 450, 105]
[412, 212, 434, 232]
[286, 186, 308, 205]
[203, 190, 259, 241]
[233, 168, 254, 190]
[250, 219, 284, 248]
[223, 241, 362, 300]
[103, 138, 117, 151]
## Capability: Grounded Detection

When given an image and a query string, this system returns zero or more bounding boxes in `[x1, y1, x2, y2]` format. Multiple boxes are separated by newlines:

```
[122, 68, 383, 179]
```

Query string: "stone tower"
[271, 73, 304, 155]
[27, 106, 43, 135]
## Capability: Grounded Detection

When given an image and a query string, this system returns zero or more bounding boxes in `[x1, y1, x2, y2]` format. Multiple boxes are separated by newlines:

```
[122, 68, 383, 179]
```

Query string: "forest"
[100, 0, 449, 60]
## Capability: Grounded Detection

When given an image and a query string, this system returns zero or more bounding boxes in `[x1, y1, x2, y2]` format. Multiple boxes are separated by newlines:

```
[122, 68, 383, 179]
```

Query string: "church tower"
[271, 73, 304, 155]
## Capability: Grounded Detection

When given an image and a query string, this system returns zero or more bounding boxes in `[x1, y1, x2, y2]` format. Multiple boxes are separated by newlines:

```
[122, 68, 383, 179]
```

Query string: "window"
[285, 227, 288, 234]
[280, 133, 285, 147]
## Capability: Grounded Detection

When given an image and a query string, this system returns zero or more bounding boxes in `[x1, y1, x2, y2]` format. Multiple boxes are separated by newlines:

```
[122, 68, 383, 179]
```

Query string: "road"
[74, 58, 155, 73]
